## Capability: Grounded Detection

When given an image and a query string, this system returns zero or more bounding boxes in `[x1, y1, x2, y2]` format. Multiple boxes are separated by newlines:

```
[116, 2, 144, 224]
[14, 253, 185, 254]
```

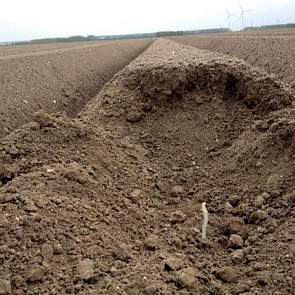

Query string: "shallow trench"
[0, 39, 152, 139]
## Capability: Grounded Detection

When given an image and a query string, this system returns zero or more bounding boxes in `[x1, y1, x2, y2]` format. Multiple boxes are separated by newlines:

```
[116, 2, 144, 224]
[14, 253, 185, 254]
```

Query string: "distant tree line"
[155, 28, 230, 37]
[14, 35, 98, 45]
[245, 23, 295, 31]
[3, 28, 230, 46]
[2, 23, 295, 46]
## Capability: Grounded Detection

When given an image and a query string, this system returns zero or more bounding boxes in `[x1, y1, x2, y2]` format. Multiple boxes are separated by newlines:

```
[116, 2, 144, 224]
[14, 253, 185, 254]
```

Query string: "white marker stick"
[202, 202, 208, 239]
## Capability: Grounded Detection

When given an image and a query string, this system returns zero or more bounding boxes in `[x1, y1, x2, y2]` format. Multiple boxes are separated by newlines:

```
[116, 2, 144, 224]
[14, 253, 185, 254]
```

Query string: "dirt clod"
[173, 267, 197, 289]
[171, 186, 185, 197]
[126, 110, 142, 122]
[26, 265, 46, 282]
[170, 211, 187, 224]
[78, 258, 95, 280]
[224, 201, 233, 213]
[253, 195, 265, 208]
[113, 246, 132, 262]
[41, 244, 53, 261]
[0, 164, 18, 183]
[0, 214, 9, 228]
[228, 234, 244, 249]
[248, 210, 268, 224]
[230, 249, 244, 263]
[130, 189, 142, 201]
[266, 173, 282, 192]
[52, 241, 63, 255]
[144, 234, 159, 251]
[228, 195, 240, 207]
[164, 257, 184, 272]
[285, 191, 295, 204]
[23, 201, 38, 212]
[62, 162, 89, 184]
[33, 110, 56, 128]
[216, 266, 238, 283]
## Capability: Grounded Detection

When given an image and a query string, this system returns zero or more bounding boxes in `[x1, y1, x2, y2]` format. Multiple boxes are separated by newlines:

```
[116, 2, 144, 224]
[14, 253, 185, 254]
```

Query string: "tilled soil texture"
[172, 29, 295, 89]
[0, 39, 152, 139]
[1, 39, 295, 294]
[0, 41, 112, 58]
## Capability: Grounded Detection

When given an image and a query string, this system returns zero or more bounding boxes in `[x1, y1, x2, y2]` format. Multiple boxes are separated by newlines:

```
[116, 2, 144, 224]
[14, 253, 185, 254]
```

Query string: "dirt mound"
[0, 39, 152, 139]
[121, 42, 293, 113]
[0, 39, 294, 294]
[173, 33, 295, 89]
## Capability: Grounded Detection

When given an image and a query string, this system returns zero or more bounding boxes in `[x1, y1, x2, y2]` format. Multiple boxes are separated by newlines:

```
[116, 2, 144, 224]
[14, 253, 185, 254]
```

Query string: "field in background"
[0, 39, 149, 58]
[172, 29, 295, 88]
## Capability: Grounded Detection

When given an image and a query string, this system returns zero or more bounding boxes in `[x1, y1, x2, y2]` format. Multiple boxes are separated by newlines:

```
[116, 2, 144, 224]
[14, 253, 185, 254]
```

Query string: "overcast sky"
[0, 0, 294, 42]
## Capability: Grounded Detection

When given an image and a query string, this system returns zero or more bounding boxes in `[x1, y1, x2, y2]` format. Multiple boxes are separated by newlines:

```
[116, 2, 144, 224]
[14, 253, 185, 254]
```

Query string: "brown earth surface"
[0, 39, 295, 294]
[0, 39, 152, 139]
[172, 29, 295, 89]
[0, 41, 103, 58]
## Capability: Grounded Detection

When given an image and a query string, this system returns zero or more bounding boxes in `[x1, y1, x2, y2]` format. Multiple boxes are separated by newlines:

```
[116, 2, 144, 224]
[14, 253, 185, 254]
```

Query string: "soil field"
[0, 39, 152, 138]
[0, 40, 141, 59]
[0, 42, 101, 58]
[0, 39, 294, 294]
[172, 29, 295, 89]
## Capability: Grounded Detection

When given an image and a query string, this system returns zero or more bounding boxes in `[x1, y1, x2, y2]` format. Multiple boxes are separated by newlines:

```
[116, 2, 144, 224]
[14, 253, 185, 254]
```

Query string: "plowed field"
[172, 30, 295, 89]
[0, 39, 152, 138]
[0, 38, 294, 294]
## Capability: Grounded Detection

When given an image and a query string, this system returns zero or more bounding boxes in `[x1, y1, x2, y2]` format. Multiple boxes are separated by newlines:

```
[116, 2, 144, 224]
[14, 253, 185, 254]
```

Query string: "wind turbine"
[239, 3, 252, 31]
[226, 9, 236, 31]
